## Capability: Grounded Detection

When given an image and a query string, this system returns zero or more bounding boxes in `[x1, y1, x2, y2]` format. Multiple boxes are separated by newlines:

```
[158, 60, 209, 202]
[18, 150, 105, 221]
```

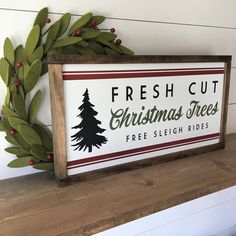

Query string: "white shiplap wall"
[0, 0, 236, 180]
[0, 1, 236, 236]
[94, 185, 236, 236]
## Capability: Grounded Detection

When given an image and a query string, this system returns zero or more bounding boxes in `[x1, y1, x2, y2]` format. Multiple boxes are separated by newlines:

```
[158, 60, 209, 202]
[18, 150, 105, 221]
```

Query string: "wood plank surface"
[0, 134, 236, 236]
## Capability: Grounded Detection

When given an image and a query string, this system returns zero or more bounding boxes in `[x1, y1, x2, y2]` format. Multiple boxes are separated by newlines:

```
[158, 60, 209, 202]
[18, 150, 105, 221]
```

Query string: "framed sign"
[48, 55, 231, 185]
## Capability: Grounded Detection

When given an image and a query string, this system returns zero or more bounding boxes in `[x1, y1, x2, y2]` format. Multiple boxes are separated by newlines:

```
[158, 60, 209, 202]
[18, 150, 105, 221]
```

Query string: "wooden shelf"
[1, 134, 236, 236]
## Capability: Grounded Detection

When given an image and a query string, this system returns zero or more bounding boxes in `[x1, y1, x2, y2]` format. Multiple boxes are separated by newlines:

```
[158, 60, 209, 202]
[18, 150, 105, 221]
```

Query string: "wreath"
[0, 7, 134, 172]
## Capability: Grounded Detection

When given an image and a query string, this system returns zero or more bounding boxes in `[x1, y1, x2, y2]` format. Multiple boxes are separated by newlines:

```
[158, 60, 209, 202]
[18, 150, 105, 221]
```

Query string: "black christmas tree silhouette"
[71, 88, 107, 153]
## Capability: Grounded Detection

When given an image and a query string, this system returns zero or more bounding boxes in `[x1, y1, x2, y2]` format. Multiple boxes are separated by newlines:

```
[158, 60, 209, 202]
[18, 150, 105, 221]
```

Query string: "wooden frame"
[48, 55, 231, 186]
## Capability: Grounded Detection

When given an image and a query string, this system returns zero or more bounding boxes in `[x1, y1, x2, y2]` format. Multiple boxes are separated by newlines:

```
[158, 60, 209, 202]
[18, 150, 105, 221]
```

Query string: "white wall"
[94, 186, 236, 236]
[0, 0, 236, 180]
[0, 1, 236, 236]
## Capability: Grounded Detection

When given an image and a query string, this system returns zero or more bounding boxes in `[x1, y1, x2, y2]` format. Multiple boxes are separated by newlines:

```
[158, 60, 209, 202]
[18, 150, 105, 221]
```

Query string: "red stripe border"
[67, 133, 219, 169]
[63, 67, 224, 74]
[63, 69, 224, 81]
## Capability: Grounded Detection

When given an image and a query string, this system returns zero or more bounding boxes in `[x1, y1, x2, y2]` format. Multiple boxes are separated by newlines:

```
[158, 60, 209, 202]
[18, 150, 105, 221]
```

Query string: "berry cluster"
[0, 7, 134, 172]
[73, 19, 123, 46]
[28, 153, 53, 166]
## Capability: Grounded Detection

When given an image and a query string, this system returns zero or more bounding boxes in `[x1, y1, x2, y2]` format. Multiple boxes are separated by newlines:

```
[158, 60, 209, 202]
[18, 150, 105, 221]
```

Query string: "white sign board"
[48, 56, 231, 184]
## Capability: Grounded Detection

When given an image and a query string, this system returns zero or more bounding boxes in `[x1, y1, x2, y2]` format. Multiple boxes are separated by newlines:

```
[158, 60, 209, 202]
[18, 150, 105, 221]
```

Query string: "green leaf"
[68, 12, 93, 36]
[5, 135, 18, 145]
[57, 13, 71, 37]
[78, 40, 89, 47]
[49, 47, 76, 55]
[98, 40, 123, 54]
[105, 47, 120, 56]
[13, 94, 27, 120]
[18, 124, 42, 145]
[81, 29, 101, 39]
[28, 90, 41, 123]
[23, 62, 30, 80]
[7, 156, 32, 168]
[91, 15, 105, 25]
[0, 58, 10, 86]
[25, 25, 40, 58]
[5, 88, 11, 107]
[8, 117, 28, 131]
[15, 46, 27, 63]
[31, 144, 48, 161]
[5, 147, 30, 155]
[15, 47, 27, 80]
[33, 162, 54, 172]
[44, 20, 61, 53]
[28, 47, 44, 64]
[4, 38, 15, 66]
[0, 122, 4, 132]
[18, 86, 26, 102]
[52, 37, 82, 48]
[16, 68, 23, 81]
[7, 76, 14, 88]
[15, 44, 23, 51]
[34, 7, 48, 30]
[2, 105, 17, 117]
[76, 46, 96, 56]
[109, 44, 123, 54]
[28, 156, 40, 162]
[41, 62, 48, 76]
[0, 118, 11, 132]
[97, 32, 117, 42]
[119, 45, 134, 55]
[33, 124, 53, 151]
[14, 155, 39, 163]
[24, 59, 42, 93]
[88, 41, 105, 54]
[14, 133, 31, 150]
[10, 84, 17, 104]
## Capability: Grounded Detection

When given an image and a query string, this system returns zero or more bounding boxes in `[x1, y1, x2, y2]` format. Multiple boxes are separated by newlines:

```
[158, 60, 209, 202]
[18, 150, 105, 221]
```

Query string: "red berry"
[115, 39, 122, 45]
[75, 29, 81, 37]
[91, 19, 97, 27]
[46, 17, 51, 23]
[28, 160, 34, 166]
[110, 28, 115, 33]
[15, 61, 22, 68]
[47, 153, 54, 161]
[8, 129, 17, 135]
[14, 79, 21, 87]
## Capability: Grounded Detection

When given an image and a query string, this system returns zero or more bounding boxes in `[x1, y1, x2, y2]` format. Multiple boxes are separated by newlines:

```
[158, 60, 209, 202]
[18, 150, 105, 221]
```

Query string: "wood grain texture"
[219, 60, 231, 144]
[48, 55, 232, 64]
[0, 134, 236, 236]
[59, 143, 225, 186]
[48, 64, 68, 180]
